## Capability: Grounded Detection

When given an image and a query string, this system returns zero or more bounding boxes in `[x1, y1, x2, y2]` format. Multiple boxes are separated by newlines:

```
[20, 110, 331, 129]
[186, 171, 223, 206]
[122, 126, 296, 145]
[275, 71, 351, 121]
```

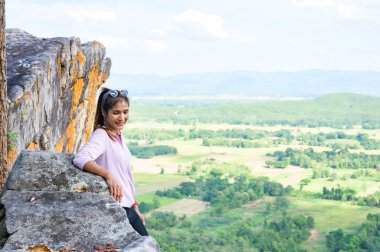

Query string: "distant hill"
[107, 70, 380, 97]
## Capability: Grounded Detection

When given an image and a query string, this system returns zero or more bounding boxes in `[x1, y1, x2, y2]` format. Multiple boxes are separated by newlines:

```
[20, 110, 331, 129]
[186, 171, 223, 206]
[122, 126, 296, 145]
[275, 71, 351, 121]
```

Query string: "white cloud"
[291, 0, 335, 8]
[337, 4, 356, 17]
[65, 9, 117, 22]
[151, 30, 167, 37]
[96, 36, 129, 48]
[143, 40, 168, 53]
[172, 9, 231, 39]
[317, 48, 328, 55]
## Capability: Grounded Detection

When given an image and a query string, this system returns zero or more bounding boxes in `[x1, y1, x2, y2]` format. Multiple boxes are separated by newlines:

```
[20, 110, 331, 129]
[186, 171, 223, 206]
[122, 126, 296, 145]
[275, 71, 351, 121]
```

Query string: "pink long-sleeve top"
[73, 128, 135, 208]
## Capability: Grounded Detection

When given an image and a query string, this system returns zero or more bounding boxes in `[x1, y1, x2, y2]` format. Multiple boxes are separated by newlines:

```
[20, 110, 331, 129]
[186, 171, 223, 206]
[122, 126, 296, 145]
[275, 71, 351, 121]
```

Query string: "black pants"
[124, 207, 149, 236]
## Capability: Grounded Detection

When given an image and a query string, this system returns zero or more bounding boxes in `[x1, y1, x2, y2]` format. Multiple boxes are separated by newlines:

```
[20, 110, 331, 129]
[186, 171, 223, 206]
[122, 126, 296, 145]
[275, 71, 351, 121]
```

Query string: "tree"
[299, 178, 311, 191]
[0, 0, 7, 190]
[274, 196, 289, 211]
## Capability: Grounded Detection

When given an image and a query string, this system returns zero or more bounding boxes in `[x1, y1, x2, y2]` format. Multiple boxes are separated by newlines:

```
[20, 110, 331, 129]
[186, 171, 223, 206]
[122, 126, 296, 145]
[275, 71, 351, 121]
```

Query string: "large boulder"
[6, 29, 111, 169]
[0, 150, 160, 251]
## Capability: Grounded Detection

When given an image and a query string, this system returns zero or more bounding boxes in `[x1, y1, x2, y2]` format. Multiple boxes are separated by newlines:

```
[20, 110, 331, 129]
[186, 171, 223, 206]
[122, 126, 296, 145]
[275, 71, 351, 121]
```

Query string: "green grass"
[135, 191, 178, 206]
[288, 197, 380, 251]
[289, 197, 380, 232]
[304, 177, 379, 195]
[134, 173, 186, 186]
[173, 153, 210, 163]
[133, 173, 190, 195]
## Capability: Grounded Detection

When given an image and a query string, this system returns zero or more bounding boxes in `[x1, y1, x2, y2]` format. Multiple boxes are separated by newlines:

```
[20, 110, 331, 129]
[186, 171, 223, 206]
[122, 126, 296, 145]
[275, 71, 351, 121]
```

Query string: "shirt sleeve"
[73, 129, 107, 169]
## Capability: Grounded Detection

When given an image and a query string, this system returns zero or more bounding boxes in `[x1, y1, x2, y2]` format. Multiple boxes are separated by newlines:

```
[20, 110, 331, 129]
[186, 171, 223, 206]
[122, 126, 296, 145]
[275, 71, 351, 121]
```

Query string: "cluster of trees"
[265, 160, 290, 169]
[253, 214, 314, 252]
[146, 211, 180, 230]
[124, 128, 185, 142]
[189, 128, 270, 140]
[297, 132, 359, 149]
[195, 129, 293, 148]
[312, 168, 331, 179]
[326, 214, 380, 252]
[128, 142, 177, 158]
[202, 138, 273, 148]
[156, 170, 293, 212]
[138, 197, 161, 213]
[132, 94, 380, 129]
[322, 186, 356, 201]
[178, 158, 252, 179]
[284, 131, 380, 151]
[146, 205, 314, 252]
[357, 191, 380, 207]
[357, 133, 380, 150]
[267, 148, 380, 169]
[124, 128, 295, 148]
[321, 186, 380, 208]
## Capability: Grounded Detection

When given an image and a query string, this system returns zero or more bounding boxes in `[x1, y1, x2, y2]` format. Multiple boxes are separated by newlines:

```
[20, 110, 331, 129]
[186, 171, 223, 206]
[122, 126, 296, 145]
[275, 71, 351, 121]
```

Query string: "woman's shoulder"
[91, 127, 109, 138]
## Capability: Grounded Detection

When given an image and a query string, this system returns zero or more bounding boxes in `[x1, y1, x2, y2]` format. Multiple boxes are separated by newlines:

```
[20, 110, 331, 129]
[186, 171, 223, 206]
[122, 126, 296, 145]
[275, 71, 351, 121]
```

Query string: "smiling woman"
[73, 87, 149, 236]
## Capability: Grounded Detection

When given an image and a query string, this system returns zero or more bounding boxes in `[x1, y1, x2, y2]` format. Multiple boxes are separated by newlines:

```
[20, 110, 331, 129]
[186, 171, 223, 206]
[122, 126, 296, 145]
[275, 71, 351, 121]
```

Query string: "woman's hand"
[82, 161, 123, 203]
[134, 206, 145, 225]
[105, 173, 122, 203]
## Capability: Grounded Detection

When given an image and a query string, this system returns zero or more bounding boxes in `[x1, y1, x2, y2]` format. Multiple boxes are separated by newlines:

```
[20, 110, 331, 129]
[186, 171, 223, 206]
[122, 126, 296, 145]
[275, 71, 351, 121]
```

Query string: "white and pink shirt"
[73, 128, 135, 208]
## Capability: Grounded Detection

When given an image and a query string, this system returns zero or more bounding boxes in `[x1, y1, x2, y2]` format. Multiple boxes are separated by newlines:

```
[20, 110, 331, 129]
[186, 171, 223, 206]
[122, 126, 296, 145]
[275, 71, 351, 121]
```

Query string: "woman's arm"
[83, 160, 122, 203]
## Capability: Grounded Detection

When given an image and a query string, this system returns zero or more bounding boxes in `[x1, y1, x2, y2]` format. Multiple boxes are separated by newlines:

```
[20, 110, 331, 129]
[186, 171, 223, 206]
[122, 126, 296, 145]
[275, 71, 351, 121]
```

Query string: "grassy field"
[304, 177, 379, 194]
[128, 122, 380, 197]
[289, 197, 380, 251]
[235, 196, 380, 252]
[133, 173, 191, 195]
[135, 191, 178, 206]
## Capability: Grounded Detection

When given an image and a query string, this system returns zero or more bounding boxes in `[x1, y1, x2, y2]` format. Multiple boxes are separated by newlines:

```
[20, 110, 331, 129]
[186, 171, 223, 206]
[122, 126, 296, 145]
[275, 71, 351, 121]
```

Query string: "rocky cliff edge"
[6, 29, 111, 168]
[0, 150, 160, 251]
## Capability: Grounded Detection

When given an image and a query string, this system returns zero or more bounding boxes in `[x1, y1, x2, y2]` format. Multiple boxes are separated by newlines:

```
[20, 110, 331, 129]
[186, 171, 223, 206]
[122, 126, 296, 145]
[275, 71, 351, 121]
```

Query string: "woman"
[73, 87, 148, 236]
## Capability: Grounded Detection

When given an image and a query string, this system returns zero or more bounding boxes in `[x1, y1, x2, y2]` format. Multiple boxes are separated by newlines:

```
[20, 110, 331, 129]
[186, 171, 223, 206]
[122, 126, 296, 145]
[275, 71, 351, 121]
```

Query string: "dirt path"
[242, 198, 270, 209]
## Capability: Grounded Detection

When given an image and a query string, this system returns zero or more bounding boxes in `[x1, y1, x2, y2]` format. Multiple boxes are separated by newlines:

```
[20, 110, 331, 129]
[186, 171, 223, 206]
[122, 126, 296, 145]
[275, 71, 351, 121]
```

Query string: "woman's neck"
[102, 125, 120, 135]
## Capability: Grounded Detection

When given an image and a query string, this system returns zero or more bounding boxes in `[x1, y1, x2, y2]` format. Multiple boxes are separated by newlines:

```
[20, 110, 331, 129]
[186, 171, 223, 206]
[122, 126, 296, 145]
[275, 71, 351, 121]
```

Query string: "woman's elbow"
[72, 155, 85, 170]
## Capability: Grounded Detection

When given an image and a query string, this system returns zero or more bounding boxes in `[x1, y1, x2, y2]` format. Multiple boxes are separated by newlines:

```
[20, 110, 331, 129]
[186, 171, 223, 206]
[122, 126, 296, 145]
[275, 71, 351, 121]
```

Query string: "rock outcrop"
[0, 150, 160, 251]
[6, 29, 111, 167]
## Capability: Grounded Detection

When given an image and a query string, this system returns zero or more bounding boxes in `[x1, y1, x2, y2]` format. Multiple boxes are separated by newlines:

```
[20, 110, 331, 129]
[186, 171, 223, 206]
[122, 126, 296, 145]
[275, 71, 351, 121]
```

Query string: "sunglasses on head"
[101, 89, 129, 110]
[108, 89, 128, 97]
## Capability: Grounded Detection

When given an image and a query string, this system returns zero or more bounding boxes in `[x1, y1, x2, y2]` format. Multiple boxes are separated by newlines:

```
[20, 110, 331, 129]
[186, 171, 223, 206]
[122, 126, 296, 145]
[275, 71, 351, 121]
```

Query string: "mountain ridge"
[106, 70, 380, 97]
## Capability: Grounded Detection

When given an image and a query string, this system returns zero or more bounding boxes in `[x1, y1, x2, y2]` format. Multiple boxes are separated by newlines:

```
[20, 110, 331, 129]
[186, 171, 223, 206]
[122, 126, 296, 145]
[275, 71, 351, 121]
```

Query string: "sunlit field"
[124, 96, 380, 251]
[128, 121, 380, 197]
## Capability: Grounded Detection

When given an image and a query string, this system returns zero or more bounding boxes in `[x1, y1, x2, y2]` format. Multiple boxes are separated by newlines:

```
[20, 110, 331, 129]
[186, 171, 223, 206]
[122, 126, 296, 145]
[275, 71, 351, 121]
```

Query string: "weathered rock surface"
[5, 150, 108, 193]
[6, 29, 111, 167]
[0, 151, 160, 251]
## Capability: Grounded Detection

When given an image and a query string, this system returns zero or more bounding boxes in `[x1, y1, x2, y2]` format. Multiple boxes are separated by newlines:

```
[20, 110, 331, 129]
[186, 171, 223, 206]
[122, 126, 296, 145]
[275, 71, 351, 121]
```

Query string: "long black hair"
[93, 87, 130, 139]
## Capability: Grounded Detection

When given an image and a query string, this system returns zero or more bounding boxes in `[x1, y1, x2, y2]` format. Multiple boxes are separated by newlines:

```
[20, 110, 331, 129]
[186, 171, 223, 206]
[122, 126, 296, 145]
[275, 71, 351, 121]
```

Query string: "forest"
[126, 93, 380, 251]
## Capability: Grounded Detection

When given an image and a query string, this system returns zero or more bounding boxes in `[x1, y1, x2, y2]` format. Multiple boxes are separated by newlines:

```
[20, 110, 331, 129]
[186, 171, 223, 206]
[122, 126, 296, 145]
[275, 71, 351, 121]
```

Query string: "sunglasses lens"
[120, 90, 128, 96]
[109, 90, 118, 97]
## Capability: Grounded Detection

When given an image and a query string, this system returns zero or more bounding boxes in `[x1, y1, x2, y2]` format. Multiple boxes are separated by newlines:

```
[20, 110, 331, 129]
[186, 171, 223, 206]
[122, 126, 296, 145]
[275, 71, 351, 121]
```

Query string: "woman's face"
[104, 100, 129, 133]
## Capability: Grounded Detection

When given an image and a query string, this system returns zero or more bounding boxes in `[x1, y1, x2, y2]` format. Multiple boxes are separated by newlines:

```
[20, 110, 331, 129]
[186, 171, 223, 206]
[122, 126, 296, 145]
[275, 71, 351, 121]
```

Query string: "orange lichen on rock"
[26, 245, 52, 252]
[76, 51, 85, 66]
[7, 148, 18, 166]
[83, 66, 104, 141]
[72, 78, 84, 108]
[54, 118, 78, 153]
[57, 54, 62, 78]
[26, 141, 38, 151]
[14, 92, 32, 106]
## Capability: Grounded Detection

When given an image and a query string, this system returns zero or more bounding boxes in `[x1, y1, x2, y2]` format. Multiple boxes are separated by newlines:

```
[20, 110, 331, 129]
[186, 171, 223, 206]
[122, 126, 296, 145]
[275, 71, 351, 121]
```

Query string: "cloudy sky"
[6, 0, 380, 76]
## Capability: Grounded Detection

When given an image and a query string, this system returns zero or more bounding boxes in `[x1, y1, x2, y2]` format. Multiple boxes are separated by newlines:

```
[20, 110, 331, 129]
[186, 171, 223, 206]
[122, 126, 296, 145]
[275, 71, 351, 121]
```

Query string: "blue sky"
[6, 0, 380, 76]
